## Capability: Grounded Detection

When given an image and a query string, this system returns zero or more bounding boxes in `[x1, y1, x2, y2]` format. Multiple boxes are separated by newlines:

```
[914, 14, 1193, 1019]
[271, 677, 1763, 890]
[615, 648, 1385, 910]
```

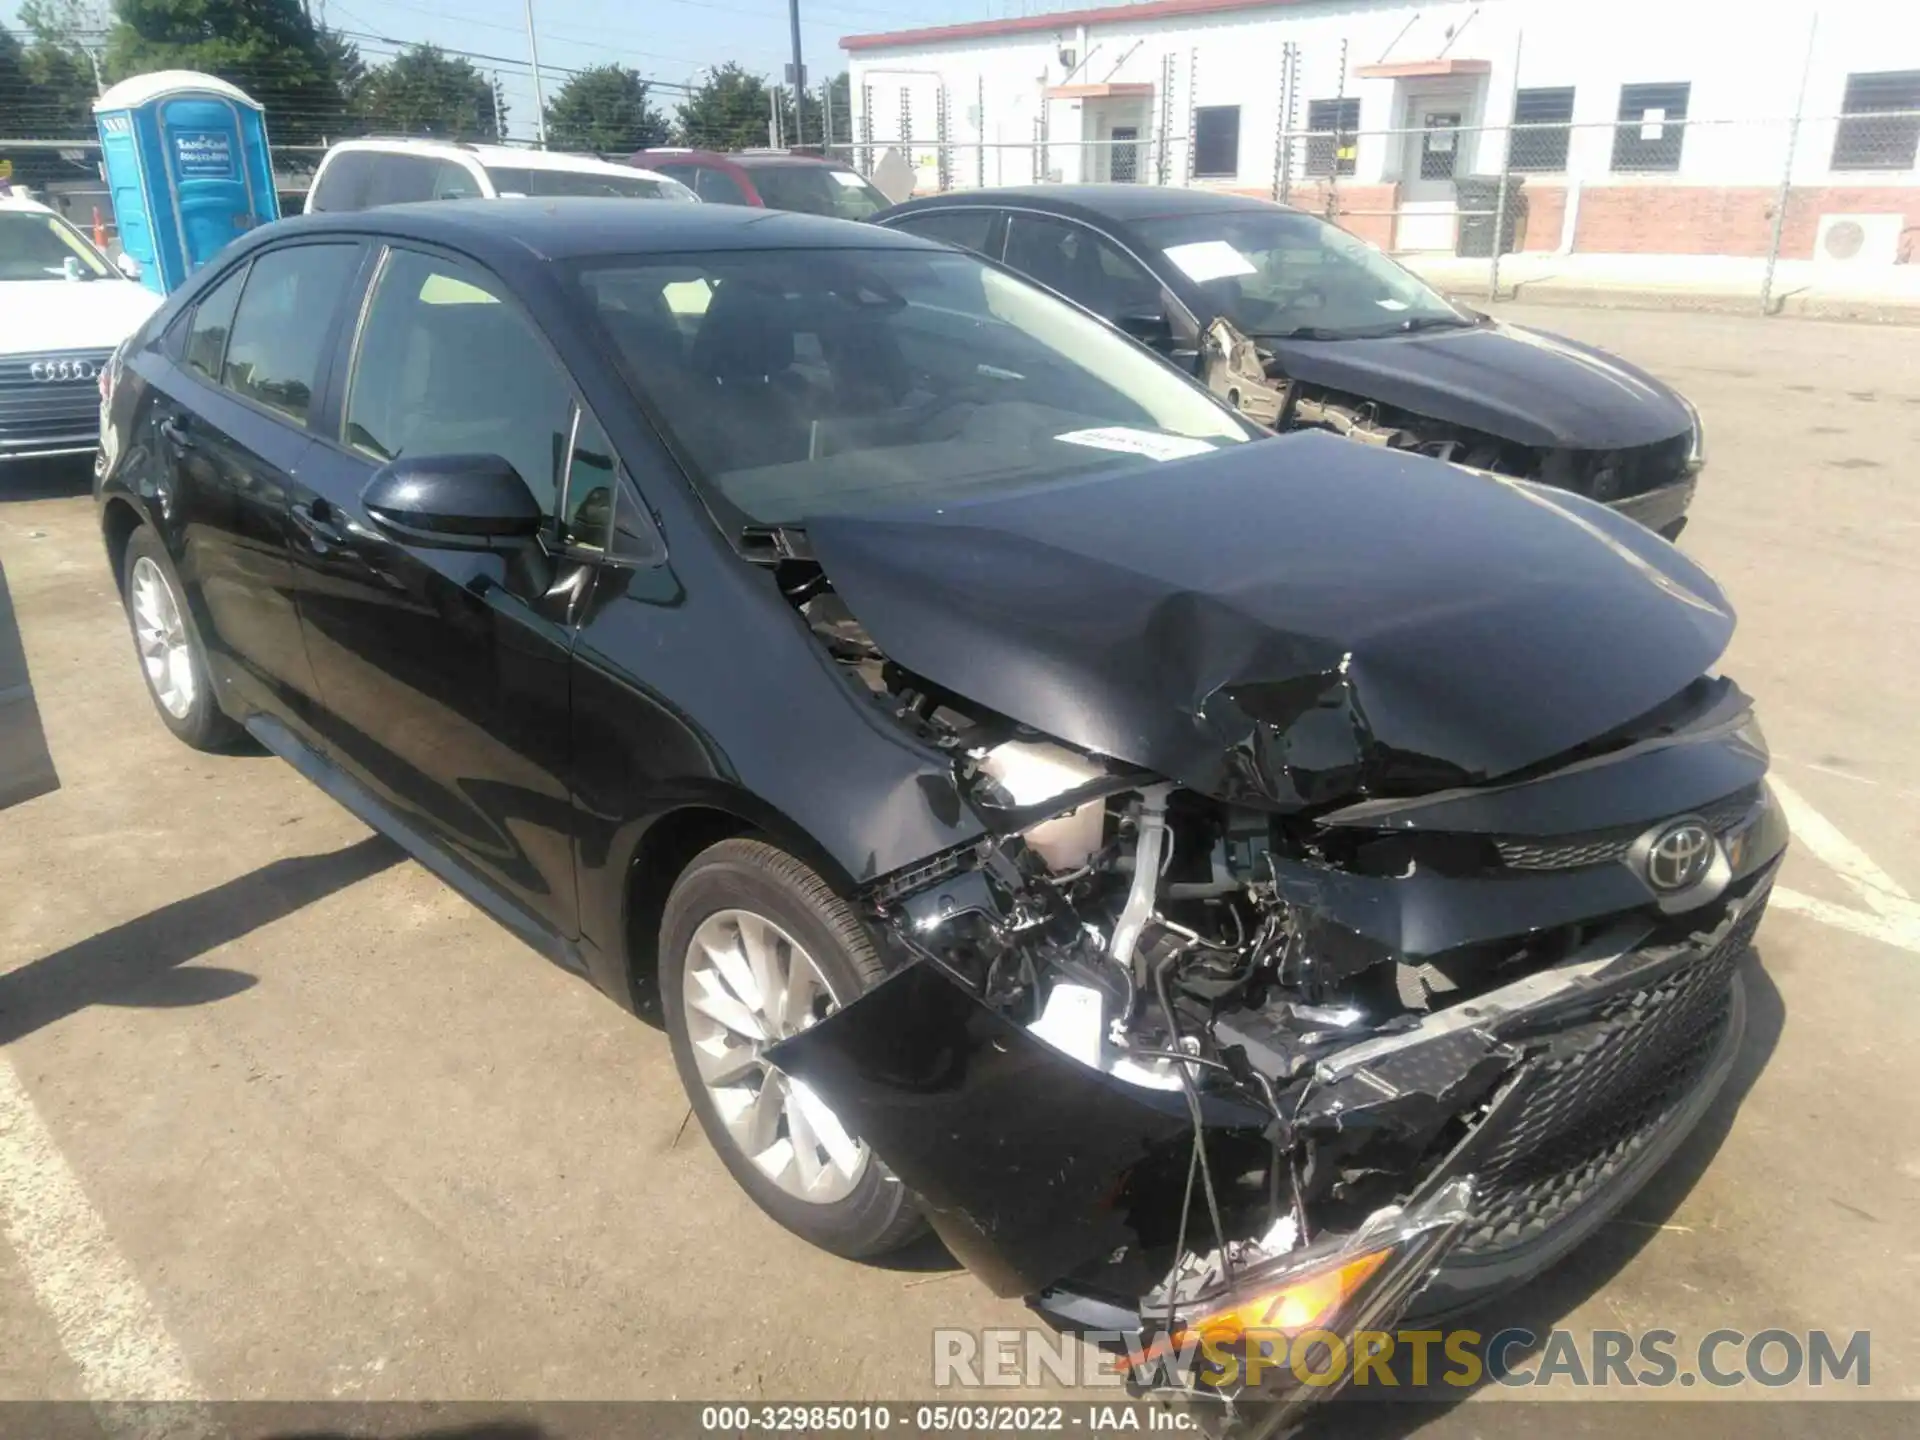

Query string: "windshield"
[742, 165, 890, 220]
[484, 166, 698, 202]
[1136, 209, 1466, 339]
[0, 208, 113, 281]
[574, 247, 1253, 529]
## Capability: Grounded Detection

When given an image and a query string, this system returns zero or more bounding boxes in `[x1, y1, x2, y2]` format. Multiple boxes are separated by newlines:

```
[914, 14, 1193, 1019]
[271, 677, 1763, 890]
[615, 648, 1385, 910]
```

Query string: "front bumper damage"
[770, 849, 1779, 1418]
[757, 431, 1777, 1428]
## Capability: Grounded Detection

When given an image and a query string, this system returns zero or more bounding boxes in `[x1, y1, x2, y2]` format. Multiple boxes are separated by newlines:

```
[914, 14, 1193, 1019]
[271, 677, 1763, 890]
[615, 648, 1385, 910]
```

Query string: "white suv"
[305, 139, 697, 212]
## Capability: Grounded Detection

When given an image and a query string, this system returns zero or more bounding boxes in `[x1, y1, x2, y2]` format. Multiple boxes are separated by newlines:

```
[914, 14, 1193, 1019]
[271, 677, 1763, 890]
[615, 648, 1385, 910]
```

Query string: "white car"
[1, 192, 162, 463]
[305, 139, 698, 212]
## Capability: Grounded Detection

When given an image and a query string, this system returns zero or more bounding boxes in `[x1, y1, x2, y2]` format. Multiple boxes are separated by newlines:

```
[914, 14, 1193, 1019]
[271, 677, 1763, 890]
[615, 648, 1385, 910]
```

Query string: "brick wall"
[1518, 184, 1566, 252]
[1565, 184, 1918, 260]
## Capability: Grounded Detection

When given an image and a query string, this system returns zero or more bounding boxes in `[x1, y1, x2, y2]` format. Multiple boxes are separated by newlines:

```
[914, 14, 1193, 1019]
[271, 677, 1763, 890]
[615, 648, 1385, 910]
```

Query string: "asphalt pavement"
[1, 305, 1916, 1434]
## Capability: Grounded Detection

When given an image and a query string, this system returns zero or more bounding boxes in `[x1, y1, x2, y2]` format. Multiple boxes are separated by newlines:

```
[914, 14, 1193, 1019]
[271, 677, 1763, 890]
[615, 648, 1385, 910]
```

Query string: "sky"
[1, 0, 1036, 143]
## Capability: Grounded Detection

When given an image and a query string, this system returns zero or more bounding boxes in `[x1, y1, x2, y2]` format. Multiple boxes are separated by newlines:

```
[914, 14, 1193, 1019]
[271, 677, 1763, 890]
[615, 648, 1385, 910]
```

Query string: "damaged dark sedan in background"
[876, 187, 1706, 538]
[99, 201, 1780, 1425]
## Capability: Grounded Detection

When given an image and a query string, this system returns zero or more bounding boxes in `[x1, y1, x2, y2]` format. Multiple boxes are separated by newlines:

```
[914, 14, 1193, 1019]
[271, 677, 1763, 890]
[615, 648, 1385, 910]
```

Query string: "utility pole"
[523, 0, 549, 147]
[787, 0, 806, 150]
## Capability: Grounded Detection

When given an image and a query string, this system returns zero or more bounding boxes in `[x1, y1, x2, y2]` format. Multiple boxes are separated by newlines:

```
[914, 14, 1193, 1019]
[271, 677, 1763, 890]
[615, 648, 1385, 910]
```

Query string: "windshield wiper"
[1397, 314, 1479, 333]
[1256, 325, 1354, 341]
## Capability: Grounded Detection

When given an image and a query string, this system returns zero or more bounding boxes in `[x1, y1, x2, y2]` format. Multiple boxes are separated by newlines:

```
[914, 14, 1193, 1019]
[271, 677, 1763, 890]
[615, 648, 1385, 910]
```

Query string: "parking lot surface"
[2, 305, 1917, 1429]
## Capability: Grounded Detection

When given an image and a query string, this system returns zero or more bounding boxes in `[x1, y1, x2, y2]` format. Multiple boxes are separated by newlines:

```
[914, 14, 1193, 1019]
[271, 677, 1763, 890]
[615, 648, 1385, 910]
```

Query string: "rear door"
[287, 244, 597, 935]
[144, 240, 362, 728]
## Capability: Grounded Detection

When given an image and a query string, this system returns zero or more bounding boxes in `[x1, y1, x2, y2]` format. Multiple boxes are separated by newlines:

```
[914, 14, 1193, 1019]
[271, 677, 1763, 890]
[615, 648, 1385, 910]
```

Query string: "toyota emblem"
[29, 359, 97, 383]
[1645, 820, 1716, 893]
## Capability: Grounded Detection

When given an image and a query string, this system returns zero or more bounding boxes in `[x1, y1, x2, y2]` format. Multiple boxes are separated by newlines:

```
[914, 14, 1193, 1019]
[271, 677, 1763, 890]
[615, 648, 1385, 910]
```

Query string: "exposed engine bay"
[753, 470, 1786, 1405]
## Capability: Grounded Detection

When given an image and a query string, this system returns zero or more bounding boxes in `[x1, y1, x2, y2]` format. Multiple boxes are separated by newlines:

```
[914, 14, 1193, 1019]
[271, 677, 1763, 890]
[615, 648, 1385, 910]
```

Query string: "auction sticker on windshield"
[830, 171, 868, 188]
[1161, 240, 1258, 283]
[1055, 428, 1216, 461]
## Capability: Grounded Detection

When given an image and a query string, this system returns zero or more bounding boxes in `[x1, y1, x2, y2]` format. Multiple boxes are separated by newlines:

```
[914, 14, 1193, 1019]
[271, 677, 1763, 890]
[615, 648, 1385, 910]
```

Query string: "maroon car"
[630, 148, 892, 218]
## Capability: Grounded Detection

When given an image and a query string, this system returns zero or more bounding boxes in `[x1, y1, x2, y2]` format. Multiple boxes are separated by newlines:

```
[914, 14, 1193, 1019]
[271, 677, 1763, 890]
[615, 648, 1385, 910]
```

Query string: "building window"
[1832, 71, 1920, 171]
[1305, 97, 1359, 177]
[1510, 87, 1574, 172]
[1611, 82, 1689, 172]
[1193, 106, 1241, 178]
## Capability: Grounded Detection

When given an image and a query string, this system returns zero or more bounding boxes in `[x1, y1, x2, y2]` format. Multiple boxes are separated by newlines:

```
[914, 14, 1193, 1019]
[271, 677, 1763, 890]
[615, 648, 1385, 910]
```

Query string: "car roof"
[0, 192, 56, 214]
[728, 152, 854, 170]
[881, 184, 1295, 225]
[267, 196, 944, 262]
[323, 139, 659, 182]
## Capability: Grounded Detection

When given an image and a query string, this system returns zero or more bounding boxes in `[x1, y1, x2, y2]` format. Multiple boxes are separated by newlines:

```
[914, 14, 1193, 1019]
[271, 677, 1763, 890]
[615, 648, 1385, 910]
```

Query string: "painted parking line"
[0, 1050, 211, 1431]
[1770, 775, 1920, 957]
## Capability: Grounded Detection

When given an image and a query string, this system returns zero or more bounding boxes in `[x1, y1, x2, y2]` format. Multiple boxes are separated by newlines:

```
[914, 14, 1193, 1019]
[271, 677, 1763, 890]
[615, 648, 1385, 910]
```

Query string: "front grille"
[1455, 888, 1766, 1255]
[0, 348, 108, 450]
[1493, 785, 1761, 872]
[1583, 432, 1693, 503]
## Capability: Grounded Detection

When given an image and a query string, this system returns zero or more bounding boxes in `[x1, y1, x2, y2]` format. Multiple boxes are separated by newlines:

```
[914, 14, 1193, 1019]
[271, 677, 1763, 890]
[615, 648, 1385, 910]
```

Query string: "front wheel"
[660, 837, 924, 1260]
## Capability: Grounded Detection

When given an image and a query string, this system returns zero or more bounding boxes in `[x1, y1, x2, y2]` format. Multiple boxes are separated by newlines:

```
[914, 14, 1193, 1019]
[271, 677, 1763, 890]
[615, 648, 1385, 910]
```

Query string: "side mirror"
[362, 454, 543, 549]
[1115, 310, 1174, 350]
[115, 252, 142, 281]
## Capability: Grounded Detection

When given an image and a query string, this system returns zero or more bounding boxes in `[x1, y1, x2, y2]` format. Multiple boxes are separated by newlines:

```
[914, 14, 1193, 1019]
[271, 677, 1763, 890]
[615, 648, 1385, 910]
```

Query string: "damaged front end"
[1199, 316, 1703, 538]
[758, 440, 1783, 1419]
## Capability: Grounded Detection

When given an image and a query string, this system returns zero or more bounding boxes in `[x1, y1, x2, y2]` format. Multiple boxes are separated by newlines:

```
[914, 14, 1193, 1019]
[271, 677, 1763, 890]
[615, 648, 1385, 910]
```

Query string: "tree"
[104, 0, 353, 144]
[545, 64, 666, 153]
[11, 1, 103, 136]
[354, 45, 505, 141]
[673, 63, 773, 152]
[783, 71, 852, 153]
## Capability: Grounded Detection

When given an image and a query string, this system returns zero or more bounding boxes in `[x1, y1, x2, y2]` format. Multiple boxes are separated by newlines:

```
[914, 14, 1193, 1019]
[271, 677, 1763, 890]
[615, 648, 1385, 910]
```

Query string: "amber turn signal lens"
[1117, 1248, 1391, 1373]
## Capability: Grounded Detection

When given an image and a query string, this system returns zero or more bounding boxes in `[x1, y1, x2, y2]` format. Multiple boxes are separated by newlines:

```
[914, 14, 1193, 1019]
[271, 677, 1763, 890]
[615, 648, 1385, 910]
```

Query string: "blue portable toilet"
[92, 70, 280, 295]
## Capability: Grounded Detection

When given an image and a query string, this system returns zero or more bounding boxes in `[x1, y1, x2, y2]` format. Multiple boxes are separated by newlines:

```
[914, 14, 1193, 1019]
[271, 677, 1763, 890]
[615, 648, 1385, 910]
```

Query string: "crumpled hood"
[805, 432, 1733, 809]
[1261, 320, 1693, 451]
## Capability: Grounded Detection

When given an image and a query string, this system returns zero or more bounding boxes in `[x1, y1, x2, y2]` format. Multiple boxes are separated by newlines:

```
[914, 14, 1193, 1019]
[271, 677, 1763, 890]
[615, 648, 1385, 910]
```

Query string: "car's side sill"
[245, 712, 589, 978]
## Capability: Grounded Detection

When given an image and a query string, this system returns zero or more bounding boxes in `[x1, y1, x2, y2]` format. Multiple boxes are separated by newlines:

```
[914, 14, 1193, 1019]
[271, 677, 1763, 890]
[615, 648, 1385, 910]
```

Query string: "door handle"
[158, 415, 193, 449]
[290, 499, 347, 547]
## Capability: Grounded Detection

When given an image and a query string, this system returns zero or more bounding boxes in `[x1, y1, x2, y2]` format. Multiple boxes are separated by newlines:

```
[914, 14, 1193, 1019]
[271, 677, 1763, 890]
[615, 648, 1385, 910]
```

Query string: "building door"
[1111, 126, 1140, 183]
[1395, 96, 1466, 252]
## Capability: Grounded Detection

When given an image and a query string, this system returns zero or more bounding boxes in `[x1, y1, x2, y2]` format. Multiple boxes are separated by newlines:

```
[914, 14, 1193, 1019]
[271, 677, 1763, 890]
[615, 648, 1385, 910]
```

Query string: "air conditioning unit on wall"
[1814, 214, 1903, 265]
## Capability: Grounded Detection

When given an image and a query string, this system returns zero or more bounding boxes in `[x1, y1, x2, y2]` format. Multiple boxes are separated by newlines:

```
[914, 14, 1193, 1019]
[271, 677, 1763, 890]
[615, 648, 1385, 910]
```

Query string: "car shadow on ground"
[0, 456, 94, 502]
[0, 833, 403, 1045]
[1308, 947, 1786, 1436]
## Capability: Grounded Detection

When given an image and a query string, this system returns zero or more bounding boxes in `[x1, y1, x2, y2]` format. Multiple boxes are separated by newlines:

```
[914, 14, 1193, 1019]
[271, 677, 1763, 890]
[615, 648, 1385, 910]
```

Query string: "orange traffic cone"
[92, 207, 108, 248]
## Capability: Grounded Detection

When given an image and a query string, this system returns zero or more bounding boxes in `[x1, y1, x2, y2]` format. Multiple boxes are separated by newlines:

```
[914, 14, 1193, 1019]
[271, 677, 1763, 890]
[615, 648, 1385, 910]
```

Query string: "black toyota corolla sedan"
[876, 186, 1705, 538]
[96, 199, 1781, 1418]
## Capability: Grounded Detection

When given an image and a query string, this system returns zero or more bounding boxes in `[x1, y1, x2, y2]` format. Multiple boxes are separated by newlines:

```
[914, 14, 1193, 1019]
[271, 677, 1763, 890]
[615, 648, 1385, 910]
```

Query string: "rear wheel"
[660, 837, 924, 1259]
[120, 527, 239, 751]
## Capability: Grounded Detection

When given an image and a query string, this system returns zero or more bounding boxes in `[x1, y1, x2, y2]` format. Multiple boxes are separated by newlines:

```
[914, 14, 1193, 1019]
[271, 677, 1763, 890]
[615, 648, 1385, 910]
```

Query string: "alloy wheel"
[682, 908, 869, 1204]
[129, 556, 196, 719]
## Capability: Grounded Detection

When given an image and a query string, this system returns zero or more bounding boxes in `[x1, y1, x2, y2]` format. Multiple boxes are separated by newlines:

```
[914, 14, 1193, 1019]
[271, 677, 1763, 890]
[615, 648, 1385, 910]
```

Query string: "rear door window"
[887, 209, 1002, 257]
[362, 154, 440, 208]
[308, 151, 374, 212]
[694, 167, 750, 205]
[220, 244, 361, 424]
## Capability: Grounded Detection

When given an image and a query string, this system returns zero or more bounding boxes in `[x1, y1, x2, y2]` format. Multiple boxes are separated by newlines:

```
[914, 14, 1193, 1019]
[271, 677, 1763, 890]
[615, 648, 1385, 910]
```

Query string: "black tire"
[120, 526, 241, 752]
[660, 837, 925, 1260]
